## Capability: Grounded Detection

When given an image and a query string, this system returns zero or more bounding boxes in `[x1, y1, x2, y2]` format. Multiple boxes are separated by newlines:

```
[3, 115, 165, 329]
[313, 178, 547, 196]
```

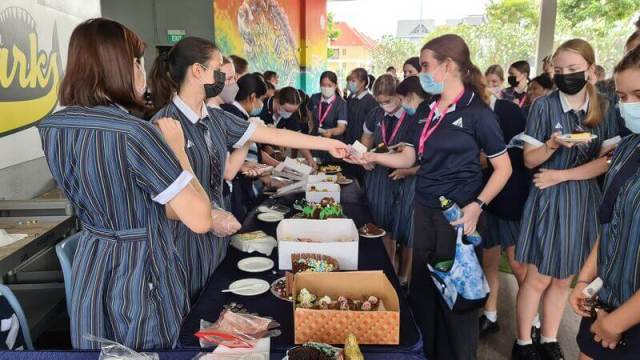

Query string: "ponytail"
[149, 52, 178, 112]
[554, 38, 602, 128]
[422, 34, 489, 104]
[148, 36, 218, 113]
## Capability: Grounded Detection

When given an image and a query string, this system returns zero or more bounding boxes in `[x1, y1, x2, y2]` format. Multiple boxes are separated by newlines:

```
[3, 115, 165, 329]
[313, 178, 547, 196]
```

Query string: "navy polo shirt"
[412, 89, 507, 208]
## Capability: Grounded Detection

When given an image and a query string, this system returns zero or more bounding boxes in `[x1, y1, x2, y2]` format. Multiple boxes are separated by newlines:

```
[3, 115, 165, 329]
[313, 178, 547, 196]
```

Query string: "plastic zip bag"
[195, 310, 281, 349]
[83, 335, 159, 360]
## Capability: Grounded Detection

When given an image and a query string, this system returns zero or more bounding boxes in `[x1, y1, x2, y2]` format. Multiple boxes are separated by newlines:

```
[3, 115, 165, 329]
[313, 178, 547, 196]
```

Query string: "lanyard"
[517, 94, 527, 108]
[417, 91, 465, 157]
[318, 98, 335, 127]
[380, 111, 407, 146]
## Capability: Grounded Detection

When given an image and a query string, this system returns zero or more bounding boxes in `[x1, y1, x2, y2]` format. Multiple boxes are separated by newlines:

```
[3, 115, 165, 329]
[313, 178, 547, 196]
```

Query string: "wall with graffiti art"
[0, 0, 100, 169]
[214, 0, 327, 93]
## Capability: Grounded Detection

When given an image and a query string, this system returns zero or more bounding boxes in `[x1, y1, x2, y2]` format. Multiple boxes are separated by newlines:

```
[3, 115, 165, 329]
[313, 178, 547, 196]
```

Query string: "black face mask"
[507, 75, 518, 87]
[204, 70, 226, 99]
[554, 71, 587, 95]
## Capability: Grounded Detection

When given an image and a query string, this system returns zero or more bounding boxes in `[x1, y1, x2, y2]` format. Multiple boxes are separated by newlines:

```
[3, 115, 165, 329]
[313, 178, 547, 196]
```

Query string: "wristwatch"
[473, 198, 487, 210]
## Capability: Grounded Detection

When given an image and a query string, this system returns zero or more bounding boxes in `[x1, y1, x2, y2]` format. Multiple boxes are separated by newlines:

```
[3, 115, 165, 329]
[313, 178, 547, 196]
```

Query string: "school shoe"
[511, 341, 541, 360]
[479, 314, 500, 337]
[537, 341, 565, 360]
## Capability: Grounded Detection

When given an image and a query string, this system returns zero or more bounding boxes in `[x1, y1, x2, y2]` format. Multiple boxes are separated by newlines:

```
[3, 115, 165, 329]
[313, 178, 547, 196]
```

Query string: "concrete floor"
[477, 273, 581, 360]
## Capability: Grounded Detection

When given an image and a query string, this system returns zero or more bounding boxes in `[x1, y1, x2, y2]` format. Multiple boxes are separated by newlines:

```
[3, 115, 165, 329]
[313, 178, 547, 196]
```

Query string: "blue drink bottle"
[439, 196, 482, 246]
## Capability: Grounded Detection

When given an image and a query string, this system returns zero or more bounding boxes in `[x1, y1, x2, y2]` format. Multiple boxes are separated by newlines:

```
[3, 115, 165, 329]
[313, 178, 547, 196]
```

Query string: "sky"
[327, 0, 492, 40]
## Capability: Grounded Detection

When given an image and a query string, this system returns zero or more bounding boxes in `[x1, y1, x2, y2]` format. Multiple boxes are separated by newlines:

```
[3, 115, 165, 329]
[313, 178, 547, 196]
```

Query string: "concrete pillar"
[535, 0, 557, 75]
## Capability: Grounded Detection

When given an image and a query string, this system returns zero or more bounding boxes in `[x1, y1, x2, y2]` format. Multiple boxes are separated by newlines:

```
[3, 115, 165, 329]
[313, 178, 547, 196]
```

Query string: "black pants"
[409, 202, 485, 360]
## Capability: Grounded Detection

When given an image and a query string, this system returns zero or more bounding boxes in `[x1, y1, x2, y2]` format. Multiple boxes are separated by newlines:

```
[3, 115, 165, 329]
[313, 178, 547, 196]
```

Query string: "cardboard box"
[307, 174, 338, 184]
[292, 271, 400, 345]
[277, 219, 358, 270]
[306, 182, 340, 203]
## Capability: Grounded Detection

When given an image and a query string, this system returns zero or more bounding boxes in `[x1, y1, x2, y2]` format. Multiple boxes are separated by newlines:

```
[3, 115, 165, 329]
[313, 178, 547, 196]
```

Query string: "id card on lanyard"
[381, 112, 407, 146]
[318, 98, 335, 128]
[418, 91, 465, 159]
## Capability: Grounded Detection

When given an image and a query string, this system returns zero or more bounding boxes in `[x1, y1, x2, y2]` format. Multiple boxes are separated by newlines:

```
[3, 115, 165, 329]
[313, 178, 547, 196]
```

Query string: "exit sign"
[167, 29, 186, 44]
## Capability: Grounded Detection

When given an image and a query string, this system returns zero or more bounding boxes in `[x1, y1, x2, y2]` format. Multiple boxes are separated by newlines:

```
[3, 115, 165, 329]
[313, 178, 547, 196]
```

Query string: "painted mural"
[213, 0, 327, 93]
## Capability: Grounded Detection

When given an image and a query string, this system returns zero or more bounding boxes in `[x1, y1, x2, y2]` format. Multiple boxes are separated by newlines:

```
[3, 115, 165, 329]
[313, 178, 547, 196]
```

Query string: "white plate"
[270, 277, 293, 302]
[257, 212, 284, 223]
[237, 257, 274, 273]
[257, 205, 290, 214]
[337, 179, 354, 185]
[360, 229, 386, 239]
[558, 134, 598, 142]
[227, 278, 270, 296]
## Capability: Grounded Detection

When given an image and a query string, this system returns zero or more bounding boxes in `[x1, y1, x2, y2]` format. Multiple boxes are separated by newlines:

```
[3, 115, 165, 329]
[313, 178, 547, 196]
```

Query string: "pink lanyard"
[318, 98, 335, 128]
[380, 111, 407, 146]
[517, 94, 527, 108]
[418, 91, 465, 157]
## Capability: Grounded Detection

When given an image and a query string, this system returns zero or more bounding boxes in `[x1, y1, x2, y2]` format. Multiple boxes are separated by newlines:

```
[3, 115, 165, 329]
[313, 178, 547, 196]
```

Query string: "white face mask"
[321, 86, 335, 99]
[279, 110, 293, 119]
[220, 83, 239, 104]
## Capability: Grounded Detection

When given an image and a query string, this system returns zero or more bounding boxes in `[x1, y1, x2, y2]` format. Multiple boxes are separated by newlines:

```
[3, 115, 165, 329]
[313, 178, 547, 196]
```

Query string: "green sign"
[167, 29, 186, 44]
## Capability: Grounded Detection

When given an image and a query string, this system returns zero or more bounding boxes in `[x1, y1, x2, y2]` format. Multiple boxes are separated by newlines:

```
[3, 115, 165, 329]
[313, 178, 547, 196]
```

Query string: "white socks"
[483, 310, 498, 323]
[516, 339, 533, 346]
[541, 336, 557, 344]
[532, 313, 541, 328]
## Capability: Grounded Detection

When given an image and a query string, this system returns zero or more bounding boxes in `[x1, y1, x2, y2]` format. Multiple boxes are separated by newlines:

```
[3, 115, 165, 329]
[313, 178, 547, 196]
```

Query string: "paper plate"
[257, 212, 284, 223]
[237, 257, 274, 273]
[257, 204, 290, 214]
[337, 179, 354, 185]
[227, 278, 270, 296]
[360, 229, 386, 239]
[270, 277, 294, 302]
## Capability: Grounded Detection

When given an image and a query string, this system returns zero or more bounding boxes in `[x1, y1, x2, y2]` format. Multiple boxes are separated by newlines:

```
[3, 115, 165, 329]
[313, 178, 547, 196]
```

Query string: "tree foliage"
[370, 35, 419, 76]
[327, 12, 340, 58]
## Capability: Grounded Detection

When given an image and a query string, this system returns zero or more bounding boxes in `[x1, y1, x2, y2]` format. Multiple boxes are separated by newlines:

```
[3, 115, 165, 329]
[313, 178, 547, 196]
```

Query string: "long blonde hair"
[553, 39, 602, 128]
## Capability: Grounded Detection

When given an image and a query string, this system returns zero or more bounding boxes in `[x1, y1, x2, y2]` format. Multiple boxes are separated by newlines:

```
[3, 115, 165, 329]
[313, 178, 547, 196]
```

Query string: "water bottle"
[439, 196, 482, 246]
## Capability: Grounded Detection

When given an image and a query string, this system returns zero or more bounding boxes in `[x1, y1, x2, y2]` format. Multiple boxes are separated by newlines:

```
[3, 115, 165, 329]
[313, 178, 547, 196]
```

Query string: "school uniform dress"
[409, 89, 506, 360]
[516, 90, 620, 279]
[344, 91, 378, 183]
[577, 134, 640, 359]
[259, 97, 301, 132]
[153, 96, 256, 300]
[38, 105, 192, 350]
[220, 102, 262, 221]
[483, 97, 531, 249]
[307, 93, 348, 164]
[362, 107, 416, 246]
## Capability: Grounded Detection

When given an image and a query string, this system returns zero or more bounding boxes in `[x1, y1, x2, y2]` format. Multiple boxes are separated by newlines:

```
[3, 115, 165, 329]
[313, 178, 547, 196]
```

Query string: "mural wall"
[0, 0, 100, 169]
[213, 0, 327, 93]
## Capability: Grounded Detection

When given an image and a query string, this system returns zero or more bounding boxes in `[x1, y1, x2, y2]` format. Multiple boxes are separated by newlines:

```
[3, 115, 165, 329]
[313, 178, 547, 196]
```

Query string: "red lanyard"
[517, 94, 527, 108]
[380, 111, 407, 146]
[318, 97, 335, 127]
[418, 91, 465, 157]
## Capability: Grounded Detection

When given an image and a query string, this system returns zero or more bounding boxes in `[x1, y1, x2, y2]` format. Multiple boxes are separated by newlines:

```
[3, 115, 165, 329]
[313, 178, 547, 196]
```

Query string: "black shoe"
[537, 341, 565, 360]
[479, 314, 500, 337]
[531, 326, 541, 344]
[512, 341, 541, 360]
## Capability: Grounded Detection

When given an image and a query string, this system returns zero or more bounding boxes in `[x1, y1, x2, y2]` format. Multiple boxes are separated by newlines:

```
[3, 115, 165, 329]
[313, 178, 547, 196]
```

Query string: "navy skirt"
[577, 315, 640, 360]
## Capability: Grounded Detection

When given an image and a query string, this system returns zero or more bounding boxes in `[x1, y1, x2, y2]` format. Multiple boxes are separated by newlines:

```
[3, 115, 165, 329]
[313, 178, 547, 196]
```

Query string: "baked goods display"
[359, 223, 384, 237]
[291, 253, 340, 273]
[271, 272, 295, 301]
[301, 197, 343, 219]
[233, 230, 269, 241]
[319, 165, 342, 174]
[286, 342, 342, 360]
[296, 288, 383, 311]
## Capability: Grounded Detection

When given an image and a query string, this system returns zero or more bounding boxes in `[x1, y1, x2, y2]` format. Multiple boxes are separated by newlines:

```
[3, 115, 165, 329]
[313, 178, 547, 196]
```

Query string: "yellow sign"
[0, 6, 64, 137]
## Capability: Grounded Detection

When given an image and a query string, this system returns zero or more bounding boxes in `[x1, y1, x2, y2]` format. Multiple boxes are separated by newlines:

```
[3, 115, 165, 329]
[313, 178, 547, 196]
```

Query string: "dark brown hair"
[59, 18, 146, 112]
[264, 71, 277, 82]
[397, 76, 430, 99]
[509, 60, 530, 78]
[553, 39, 602, 128]
[421, 34, 489, 104]
[614, 44, 640, 74]
[149, 36, 218, 112]
[349, 68, 369, 87]
[230, 55, 248, 75]
[626, 31, 640, 52]
[276, 86, 301, 106]
[372, 74, 397, 97]
[403, 57, 421, 72]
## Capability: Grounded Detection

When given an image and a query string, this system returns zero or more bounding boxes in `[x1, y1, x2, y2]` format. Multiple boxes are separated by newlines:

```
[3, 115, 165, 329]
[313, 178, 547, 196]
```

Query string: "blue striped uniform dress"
[38, 105, 192, 350]
[597, 134, 640, 308]
[153, 96, 255, 300]
[516, 91, 620, 278]
[363, 107, 416, 246]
